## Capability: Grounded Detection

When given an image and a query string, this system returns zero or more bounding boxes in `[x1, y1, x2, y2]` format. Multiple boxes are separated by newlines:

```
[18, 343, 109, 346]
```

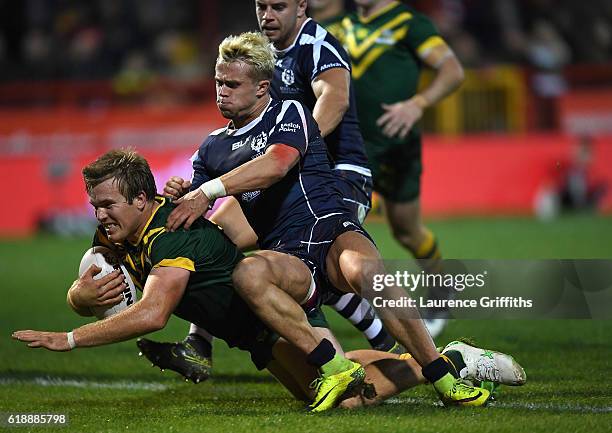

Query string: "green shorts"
[177, 285, 330, 371]
[367, 134, 422, 203]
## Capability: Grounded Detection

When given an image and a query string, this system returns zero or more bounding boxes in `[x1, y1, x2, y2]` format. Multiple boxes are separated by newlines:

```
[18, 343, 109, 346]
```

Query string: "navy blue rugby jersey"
[191, 98, 351, 247]
[271, 18, 370, 175]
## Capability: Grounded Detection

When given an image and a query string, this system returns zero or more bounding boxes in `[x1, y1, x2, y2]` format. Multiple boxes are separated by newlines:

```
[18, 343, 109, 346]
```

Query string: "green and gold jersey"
[341, 1, 445, 149]
[320, 14, 347, 44]
[92, 196, 329, 368]
[92, 196, 267, 350]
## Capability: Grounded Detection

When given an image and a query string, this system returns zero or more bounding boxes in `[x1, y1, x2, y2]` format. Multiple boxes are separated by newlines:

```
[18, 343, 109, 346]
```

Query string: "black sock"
[441, 351, 466, 379]
[305, 338, 336, 368]
[422, 356, 451, 383]
[186, 333, 212, 357]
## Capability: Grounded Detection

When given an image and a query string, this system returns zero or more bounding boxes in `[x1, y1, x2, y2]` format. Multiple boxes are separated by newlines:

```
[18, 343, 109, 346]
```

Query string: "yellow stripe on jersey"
[143, 227, 165, 246]
[130, 197, 166, 246]
[416, 36, 446, 57]
[126, 268, 143, 291]
[145, 228, 167, 257]
[351, 26, 409, 79]
[124, 252, 145, 286]
[154, 257, 195, 272]
[344, 12, 412, 59]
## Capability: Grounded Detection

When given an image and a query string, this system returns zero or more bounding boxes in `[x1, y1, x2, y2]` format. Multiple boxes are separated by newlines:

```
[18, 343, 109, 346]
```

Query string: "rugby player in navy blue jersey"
[153, 31, 490, 407]
[211, 0, 396, 352]
[138, 0, 400, 377]
[261, 0, 399, 352]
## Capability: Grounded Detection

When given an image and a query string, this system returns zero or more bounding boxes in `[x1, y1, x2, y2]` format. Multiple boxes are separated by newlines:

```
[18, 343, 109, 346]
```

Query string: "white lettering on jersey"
[279, 122, 301, 133]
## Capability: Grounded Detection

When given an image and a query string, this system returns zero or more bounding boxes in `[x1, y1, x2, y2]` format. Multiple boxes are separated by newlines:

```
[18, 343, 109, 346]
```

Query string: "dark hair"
[82, 149, 156, 202]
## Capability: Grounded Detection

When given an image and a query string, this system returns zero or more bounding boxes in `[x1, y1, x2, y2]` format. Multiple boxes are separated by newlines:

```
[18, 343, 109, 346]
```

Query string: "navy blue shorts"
[333, 168, 373, 224]
[265, 212, 375, 306]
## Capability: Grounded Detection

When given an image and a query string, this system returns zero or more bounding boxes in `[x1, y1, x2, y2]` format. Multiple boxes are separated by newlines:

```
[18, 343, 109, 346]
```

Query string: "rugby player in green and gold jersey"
[13, 149, 525, 409]
[12, 149, 368, 412]
[339, 0, 466, 337]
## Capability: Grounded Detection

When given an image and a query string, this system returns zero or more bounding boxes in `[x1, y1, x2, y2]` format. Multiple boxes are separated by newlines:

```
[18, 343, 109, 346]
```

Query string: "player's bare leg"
[232, 250, 366, 412]
[325, 231, 490, 406]
[267, 328, 346, 402]
[325, 231, 439, 366]
[340, 350, 424, 408]
[268, 328, 425, 409]
[231, 251, 324, 355]
[384, 198, 449, 337]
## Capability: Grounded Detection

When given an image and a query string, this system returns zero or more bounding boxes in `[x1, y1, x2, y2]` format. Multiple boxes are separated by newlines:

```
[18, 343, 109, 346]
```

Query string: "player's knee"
[339, 252, 382, 294]
[232, 257, 269, 297]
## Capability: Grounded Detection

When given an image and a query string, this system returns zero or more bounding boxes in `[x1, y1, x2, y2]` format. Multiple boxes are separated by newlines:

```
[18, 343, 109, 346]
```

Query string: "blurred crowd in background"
[0, 1, 610, 234]
[1, 0, 611, 82]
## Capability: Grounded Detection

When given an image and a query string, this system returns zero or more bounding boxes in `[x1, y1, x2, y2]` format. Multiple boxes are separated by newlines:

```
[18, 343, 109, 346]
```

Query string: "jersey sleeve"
[267, 100, 311, 157]
[307, 30, 352, 81]
[148, 230, 197, 272]
[190, 142, 213, 191]
[403, 12, 446, 58]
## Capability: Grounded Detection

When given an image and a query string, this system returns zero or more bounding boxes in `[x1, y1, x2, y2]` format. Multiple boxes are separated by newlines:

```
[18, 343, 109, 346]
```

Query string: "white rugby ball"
[78, 246, 138, 319]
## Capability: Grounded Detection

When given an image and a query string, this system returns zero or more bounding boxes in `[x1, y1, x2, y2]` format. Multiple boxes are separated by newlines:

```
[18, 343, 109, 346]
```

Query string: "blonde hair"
[217, 32, 275, 81]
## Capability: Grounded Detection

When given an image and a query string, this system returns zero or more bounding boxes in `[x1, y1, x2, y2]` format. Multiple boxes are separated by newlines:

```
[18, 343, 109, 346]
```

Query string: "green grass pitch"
[1, 215, 611, 432]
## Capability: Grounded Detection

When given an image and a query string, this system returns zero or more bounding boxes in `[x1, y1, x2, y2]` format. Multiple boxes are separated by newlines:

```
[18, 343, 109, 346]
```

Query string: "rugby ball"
[78, 246, 138, 319]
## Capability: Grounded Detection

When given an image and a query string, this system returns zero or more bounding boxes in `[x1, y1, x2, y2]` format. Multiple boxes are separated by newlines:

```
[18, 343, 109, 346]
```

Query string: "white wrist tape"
[199, 178, 226, 200]
[66, 331, 76, 350]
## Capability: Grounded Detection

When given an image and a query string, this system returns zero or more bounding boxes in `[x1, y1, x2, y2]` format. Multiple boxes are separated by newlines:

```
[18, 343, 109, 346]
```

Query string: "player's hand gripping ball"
[78, 246, 138, 319]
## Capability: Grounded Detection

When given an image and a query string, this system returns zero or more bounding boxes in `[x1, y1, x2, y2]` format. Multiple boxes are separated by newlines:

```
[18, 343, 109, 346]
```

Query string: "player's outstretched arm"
[166, 144, 300, 231]
[14, 267, 189, 351]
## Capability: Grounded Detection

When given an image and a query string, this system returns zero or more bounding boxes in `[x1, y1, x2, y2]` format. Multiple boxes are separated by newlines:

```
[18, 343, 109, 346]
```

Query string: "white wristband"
[199, 178, 227, 201]
[66, 331, 76, 350]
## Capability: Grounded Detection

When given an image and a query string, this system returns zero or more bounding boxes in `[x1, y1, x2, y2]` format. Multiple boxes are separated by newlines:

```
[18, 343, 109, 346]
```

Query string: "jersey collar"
[129, 196, 165, 246]
[226, 98, 273, 136]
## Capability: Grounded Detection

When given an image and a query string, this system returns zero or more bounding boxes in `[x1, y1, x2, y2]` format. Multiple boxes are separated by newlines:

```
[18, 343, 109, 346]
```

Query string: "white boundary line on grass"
[3, 378, 612, 413]
[385, 397, 612, 414]
[0, 376, 168, 391]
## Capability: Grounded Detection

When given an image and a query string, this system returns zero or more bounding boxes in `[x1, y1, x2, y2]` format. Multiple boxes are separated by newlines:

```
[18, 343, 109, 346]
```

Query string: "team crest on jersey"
[281, 69, 295, 86]
[250, 131, 268, 153]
